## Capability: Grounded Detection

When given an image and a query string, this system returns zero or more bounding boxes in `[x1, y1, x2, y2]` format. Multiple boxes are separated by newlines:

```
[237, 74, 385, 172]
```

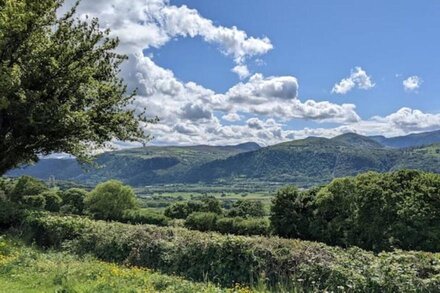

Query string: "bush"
[22, 213, 440, 291]
[271, 170, 440, 252]
[227, 200, 266, 218]
[164, 202, 192, 219]
[216, 217, 270, 236]
[0, 178, 14, 200]
[164, 197, 222, 219]
[40, 190, 62, 212]
[84, 180, 137, 221]
[184, 212, 219, 232]
[0, 200, 23, 228]
[9, 176, 48, 203]
[270, 186, 319, 239]
[60, 188, 87, 214]
[23, 195, 46, 209]
[121, 209, 169, 226]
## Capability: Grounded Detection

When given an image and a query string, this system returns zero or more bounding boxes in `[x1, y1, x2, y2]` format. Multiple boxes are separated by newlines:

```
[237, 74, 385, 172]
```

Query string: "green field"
[0, 236, 251, 293]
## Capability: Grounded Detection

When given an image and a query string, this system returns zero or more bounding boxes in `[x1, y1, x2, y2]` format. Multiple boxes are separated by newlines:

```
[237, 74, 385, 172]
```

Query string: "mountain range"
[7, 130, 440, 187]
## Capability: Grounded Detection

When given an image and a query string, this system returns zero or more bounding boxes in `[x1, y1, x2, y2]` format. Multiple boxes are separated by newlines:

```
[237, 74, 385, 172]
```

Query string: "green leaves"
[0, 0, 155, 174]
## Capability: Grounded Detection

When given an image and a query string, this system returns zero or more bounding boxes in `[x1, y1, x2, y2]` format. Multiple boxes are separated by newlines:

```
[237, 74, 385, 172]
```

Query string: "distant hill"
[370, 130, 440, 148]
[7, 131, 440, 187]
[7, 142, 261, 186]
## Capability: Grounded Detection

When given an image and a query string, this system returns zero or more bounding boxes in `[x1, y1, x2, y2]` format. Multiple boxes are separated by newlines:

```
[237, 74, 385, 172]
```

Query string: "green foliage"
[22, 195, 46, 209]
[22, 213, 440, 291]
[184, 212, 219, 232]
[0, 236, 226, 293]
[9, 176, 48, 203]
[39, 190, 62, 212]
[85, 180, 137, 221]
[0, 200, 22, 228]
[271, 170, 440, 252]
[164, 197, 222, 219]
[0, 178, 14, 200]
[216, 217, 270, 236]
[121, 209, 169, 226]
[60, 188, 87, 214]
[0, 0, 153, 175]
[227, 200, 265, 218]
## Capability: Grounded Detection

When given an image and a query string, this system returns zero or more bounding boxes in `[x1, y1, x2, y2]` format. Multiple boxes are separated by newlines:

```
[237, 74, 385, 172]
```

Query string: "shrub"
[40, 190, 63, 212]
[121, 209, 169, 226]
[0, 200, 23, 228]
[164, 202, 192, 219]
[184, 212, 219, 232]
[227, 200, 266, 218]
[9, 176, 48, 203]
[164, 197, 222, 219]
[60, 188, 87, 214]
[216, 217, 270, 236]
[271, 170, 440, 252]
[23, 195, 46, 209]
[84, 180, 137, 221]
[0, 178, 14, 200]
[22, 213, 440, 291]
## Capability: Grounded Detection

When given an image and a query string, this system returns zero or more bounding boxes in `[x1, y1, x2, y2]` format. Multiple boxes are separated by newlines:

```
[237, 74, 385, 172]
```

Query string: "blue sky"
[164, 0, 440, 117]
[69, 0, 440, 146]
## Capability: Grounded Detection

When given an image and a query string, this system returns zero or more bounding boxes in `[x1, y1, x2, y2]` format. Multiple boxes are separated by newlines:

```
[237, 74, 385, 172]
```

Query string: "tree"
[0, 0, 156, 175]
[227, 200, 266, 218]
[270, 186, 311, 238]
[9, 176, 48, 203]
[60, 188, 87, 214]
[40, 190, 62, 212]
[84, 180, 137, 220]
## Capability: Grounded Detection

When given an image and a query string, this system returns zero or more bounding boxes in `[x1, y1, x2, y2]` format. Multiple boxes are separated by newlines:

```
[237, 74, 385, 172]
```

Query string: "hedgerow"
[21, 212, 440, 291]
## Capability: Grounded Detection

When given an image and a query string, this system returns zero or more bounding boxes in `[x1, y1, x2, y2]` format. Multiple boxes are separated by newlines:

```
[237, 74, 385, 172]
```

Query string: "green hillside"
[8, 143, 261, 185]
[8, 133, 440, 187]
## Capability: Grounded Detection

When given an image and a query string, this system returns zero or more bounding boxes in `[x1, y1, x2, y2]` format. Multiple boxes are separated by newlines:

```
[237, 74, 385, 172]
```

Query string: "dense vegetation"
[271, 170, 440, 252]
[1, 171, 440, 291]
[9, 132, 440, 187]
[7, 212, 440, 291]
[0, 0, 154, 175]
[0, 236, 232, 292]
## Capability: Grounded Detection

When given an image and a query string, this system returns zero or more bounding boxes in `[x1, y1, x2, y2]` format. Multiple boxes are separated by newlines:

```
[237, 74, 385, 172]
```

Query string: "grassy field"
[0, 236, 252, 293]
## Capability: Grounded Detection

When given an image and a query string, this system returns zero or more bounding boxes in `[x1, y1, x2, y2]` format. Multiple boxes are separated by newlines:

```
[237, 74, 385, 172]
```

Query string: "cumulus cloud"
[232, 65, 250, 79]
[222, 113, 241, 122]
[332, 67, 375, 94]
[57, 1, 437, 148]
[63, 0, 272, 78]
[403, 76, 422, 92]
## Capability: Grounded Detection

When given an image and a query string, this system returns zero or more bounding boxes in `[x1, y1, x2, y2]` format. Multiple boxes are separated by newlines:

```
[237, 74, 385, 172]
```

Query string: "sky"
[62, 0, 440, 147]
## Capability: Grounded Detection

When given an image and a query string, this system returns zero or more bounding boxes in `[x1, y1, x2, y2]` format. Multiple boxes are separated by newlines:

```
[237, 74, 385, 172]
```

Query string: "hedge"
[120, 209, 170, 226]
[22, 212, 440, 291]
[184, 212, 270, 236]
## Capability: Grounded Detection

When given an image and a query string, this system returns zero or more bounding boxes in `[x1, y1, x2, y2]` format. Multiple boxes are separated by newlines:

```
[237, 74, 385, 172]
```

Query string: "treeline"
[271, 170, 440, 252]
[2, 169, 440, 252]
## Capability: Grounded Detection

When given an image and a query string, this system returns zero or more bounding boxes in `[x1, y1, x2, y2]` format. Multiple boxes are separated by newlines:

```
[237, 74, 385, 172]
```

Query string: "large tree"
[0, 0, 155, 175]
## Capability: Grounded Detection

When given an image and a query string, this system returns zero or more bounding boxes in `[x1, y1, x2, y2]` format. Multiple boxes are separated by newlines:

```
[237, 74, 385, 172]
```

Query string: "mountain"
[7, 142, 261, 186]
[370, 130, 440, 148]
[186, 136, 440, 186]
[7, 131, 440, 187]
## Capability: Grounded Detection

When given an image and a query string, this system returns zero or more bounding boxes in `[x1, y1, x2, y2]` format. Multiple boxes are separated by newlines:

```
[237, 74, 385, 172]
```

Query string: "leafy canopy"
[85, 180, 137, 220]
[0, 0, 155, 175]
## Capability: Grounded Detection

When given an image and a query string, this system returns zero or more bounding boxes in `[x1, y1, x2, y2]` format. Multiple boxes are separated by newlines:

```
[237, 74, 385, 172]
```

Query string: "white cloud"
[63, 0, 272, 78]
[58, 1, 440, 148]
[403, 76, 422, 92]
[332, 67, 375, 94]
[222, 113, 241, 122]
[232, 65, 250, 79]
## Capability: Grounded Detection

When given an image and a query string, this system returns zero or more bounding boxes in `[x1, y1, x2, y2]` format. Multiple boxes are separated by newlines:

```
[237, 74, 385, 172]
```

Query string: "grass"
[0, 235, 254, 293]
